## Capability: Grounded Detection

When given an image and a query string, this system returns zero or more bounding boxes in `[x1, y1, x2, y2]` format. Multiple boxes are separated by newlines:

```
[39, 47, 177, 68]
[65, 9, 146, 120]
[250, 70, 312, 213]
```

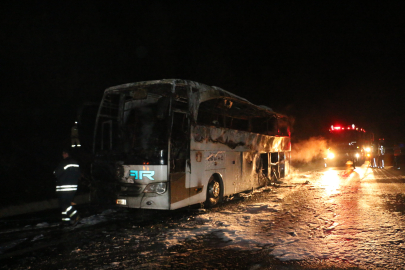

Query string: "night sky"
[1, 2, 405, 196]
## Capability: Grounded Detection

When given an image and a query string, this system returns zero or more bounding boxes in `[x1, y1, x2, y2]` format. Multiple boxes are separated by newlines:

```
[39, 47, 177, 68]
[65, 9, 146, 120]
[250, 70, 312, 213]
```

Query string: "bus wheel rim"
[212, 181, 220, 198]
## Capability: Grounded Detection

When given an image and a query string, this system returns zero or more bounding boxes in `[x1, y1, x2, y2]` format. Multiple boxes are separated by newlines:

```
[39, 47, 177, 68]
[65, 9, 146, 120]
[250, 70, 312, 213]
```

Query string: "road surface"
[1, 162, 405, 269]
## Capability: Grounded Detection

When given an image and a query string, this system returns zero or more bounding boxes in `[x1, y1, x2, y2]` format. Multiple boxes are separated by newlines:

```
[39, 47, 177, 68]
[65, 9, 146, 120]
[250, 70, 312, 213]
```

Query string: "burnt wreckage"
[91, 79, 291, 209]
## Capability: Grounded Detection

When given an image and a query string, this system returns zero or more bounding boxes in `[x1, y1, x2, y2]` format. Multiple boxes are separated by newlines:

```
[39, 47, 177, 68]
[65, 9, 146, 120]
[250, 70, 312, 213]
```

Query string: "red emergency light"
[330, 124, 365, 132]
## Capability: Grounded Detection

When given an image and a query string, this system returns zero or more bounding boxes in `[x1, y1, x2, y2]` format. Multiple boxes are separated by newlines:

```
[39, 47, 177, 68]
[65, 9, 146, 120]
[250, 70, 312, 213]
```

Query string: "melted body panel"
[184, 125, 291, 207]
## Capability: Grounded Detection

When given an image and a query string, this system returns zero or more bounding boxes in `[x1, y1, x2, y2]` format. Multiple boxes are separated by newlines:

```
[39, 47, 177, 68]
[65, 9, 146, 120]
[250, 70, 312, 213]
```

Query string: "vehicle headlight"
[143, 183, 167, 194]
[116, 199, 127, 205]
[327, 152, 335, 159]
[365, 147, 371, 152]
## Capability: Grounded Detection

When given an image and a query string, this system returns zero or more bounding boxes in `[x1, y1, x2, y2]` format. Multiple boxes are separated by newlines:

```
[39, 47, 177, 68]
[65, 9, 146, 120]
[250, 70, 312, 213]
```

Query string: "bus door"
[169, 111, 190, 208]
[242, 152, 255, 190]
[270, 152, 279, 181]
[226, 151, 242, 194]
[279, 152, 285, 178]
[259, 153, 270, 186]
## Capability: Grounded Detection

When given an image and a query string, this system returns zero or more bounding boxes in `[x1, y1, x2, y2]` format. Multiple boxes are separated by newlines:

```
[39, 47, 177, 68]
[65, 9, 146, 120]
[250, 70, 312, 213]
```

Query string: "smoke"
[291, 136, 328, 163]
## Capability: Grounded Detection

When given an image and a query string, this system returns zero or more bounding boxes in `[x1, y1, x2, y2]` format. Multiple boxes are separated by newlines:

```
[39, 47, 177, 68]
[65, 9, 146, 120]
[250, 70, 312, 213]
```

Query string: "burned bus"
[324, 124, 374, 167]
[91, 79, 291, 210]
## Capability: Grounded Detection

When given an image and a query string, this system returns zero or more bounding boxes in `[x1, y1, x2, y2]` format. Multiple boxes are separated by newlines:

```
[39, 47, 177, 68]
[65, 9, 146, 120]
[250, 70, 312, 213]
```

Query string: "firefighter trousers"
[57, 191, 78, 224]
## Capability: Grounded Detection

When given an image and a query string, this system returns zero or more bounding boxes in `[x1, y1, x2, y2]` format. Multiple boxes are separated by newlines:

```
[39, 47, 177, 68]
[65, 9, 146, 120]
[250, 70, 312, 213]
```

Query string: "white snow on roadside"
[162, 193, 285, 251]
[36, 222, 49, 227]
[78, 214, 107, 226]
[31, 234, 44, 242]
[76, 208, 117, 226]
[75, 209, 117, 228]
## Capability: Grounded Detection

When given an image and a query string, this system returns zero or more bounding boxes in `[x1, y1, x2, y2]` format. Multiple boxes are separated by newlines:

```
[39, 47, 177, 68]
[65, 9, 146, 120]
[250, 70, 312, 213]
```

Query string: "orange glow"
[327, 152, 335, 159]
[320, 169, 340, 196]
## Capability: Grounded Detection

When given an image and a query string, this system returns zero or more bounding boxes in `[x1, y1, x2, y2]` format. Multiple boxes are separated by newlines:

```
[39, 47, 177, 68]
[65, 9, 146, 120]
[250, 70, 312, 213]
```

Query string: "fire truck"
[324, 124, 374, 168]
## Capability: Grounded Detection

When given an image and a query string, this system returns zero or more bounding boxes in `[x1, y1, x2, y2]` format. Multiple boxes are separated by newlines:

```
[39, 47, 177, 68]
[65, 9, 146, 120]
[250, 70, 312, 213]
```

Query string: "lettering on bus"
[207, 152, 225, 161]
[129, 170, 155, 180]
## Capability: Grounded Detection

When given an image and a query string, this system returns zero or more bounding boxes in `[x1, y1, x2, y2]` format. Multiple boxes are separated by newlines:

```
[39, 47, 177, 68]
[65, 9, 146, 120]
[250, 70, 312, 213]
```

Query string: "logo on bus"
[129, 170, 155, 180]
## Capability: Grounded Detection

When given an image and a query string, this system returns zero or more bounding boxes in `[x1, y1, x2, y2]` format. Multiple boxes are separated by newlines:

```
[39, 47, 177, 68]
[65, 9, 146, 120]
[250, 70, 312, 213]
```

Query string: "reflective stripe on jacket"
[56, 185, 78, 192]
[54, 157, 81, 188]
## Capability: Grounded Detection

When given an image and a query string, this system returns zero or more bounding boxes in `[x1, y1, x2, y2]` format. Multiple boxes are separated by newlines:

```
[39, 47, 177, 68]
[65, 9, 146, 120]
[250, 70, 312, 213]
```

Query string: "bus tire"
[206, 174, 223, 208]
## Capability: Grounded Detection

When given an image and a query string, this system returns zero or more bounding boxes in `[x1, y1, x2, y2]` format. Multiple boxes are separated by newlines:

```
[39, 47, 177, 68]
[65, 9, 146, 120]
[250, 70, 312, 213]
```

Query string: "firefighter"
[54, 149, 81, 226]
[370, 143, 377, 168]
[71, 121, 81, 147]
[377, 143, 385, 169]
[394, 144, 401, 169]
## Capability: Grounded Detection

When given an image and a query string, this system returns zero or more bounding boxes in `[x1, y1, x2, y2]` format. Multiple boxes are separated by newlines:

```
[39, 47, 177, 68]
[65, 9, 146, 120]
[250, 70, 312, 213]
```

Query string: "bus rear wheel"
[206, 175, 223, 208]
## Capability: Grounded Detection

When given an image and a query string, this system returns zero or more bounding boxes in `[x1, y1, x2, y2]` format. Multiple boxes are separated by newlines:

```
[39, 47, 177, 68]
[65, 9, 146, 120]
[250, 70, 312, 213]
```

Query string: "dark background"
[1, 2, 404, 204]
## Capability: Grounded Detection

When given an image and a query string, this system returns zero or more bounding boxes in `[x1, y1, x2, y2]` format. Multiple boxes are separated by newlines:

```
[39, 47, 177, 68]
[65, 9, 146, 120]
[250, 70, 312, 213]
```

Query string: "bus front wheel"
[206, 175, 223, 208]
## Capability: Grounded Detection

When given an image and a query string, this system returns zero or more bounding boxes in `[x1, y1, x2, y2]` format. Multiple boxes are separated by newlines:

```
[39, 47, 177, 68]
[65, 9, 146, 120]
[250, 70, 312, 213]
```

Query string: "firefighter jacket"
[54, 157, 80, 192]
[378, 146, 385, 156]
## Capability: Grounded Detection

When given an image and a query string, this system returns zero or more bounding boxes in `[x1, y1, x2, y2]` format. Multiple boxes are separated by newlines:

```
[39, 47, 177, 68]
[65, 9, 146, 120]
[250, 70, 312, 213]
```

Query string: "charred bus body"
[91, 79, 291, 210]
[324, 124, 374, 167]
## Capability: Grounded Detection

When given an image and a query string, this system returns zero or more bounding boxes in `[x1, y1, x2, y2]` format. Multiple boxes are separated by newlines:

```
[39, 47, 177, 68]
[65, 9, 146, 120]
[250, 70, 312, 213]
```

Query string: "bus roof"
[104, 79, 286, 119]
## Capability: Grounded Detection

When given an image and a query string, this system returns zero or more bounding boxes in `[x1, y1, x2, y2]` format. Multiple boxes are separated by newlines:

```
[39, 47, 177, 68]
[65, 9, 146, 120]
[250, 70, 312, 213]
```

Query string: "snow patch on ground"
[162, 201, 283, 251]
[76, 208, 117, 226]
[79, 214, 107, 226]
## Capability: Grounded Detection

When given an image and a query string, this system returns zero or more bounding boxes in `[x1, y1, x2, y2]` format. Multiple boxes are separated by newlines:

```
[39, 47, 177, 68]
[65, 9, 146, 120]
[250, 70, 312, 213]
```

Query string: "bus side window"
[197, 99, 226, 128]
[226, 116, 249, 132]
[278, 117, 289, 136]
[268, 117, 277, 135]
[251, 117, 267, 134]
[171, 112, 188, 172]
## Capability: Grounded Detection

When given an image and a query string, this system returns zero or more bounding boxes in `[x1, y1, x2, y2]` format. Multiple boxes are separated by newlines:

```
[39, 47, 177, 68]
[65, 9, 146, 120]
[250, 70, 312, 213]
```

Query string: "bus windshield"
[122, 94, 169, 162]
[93, 84, 174, 165]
